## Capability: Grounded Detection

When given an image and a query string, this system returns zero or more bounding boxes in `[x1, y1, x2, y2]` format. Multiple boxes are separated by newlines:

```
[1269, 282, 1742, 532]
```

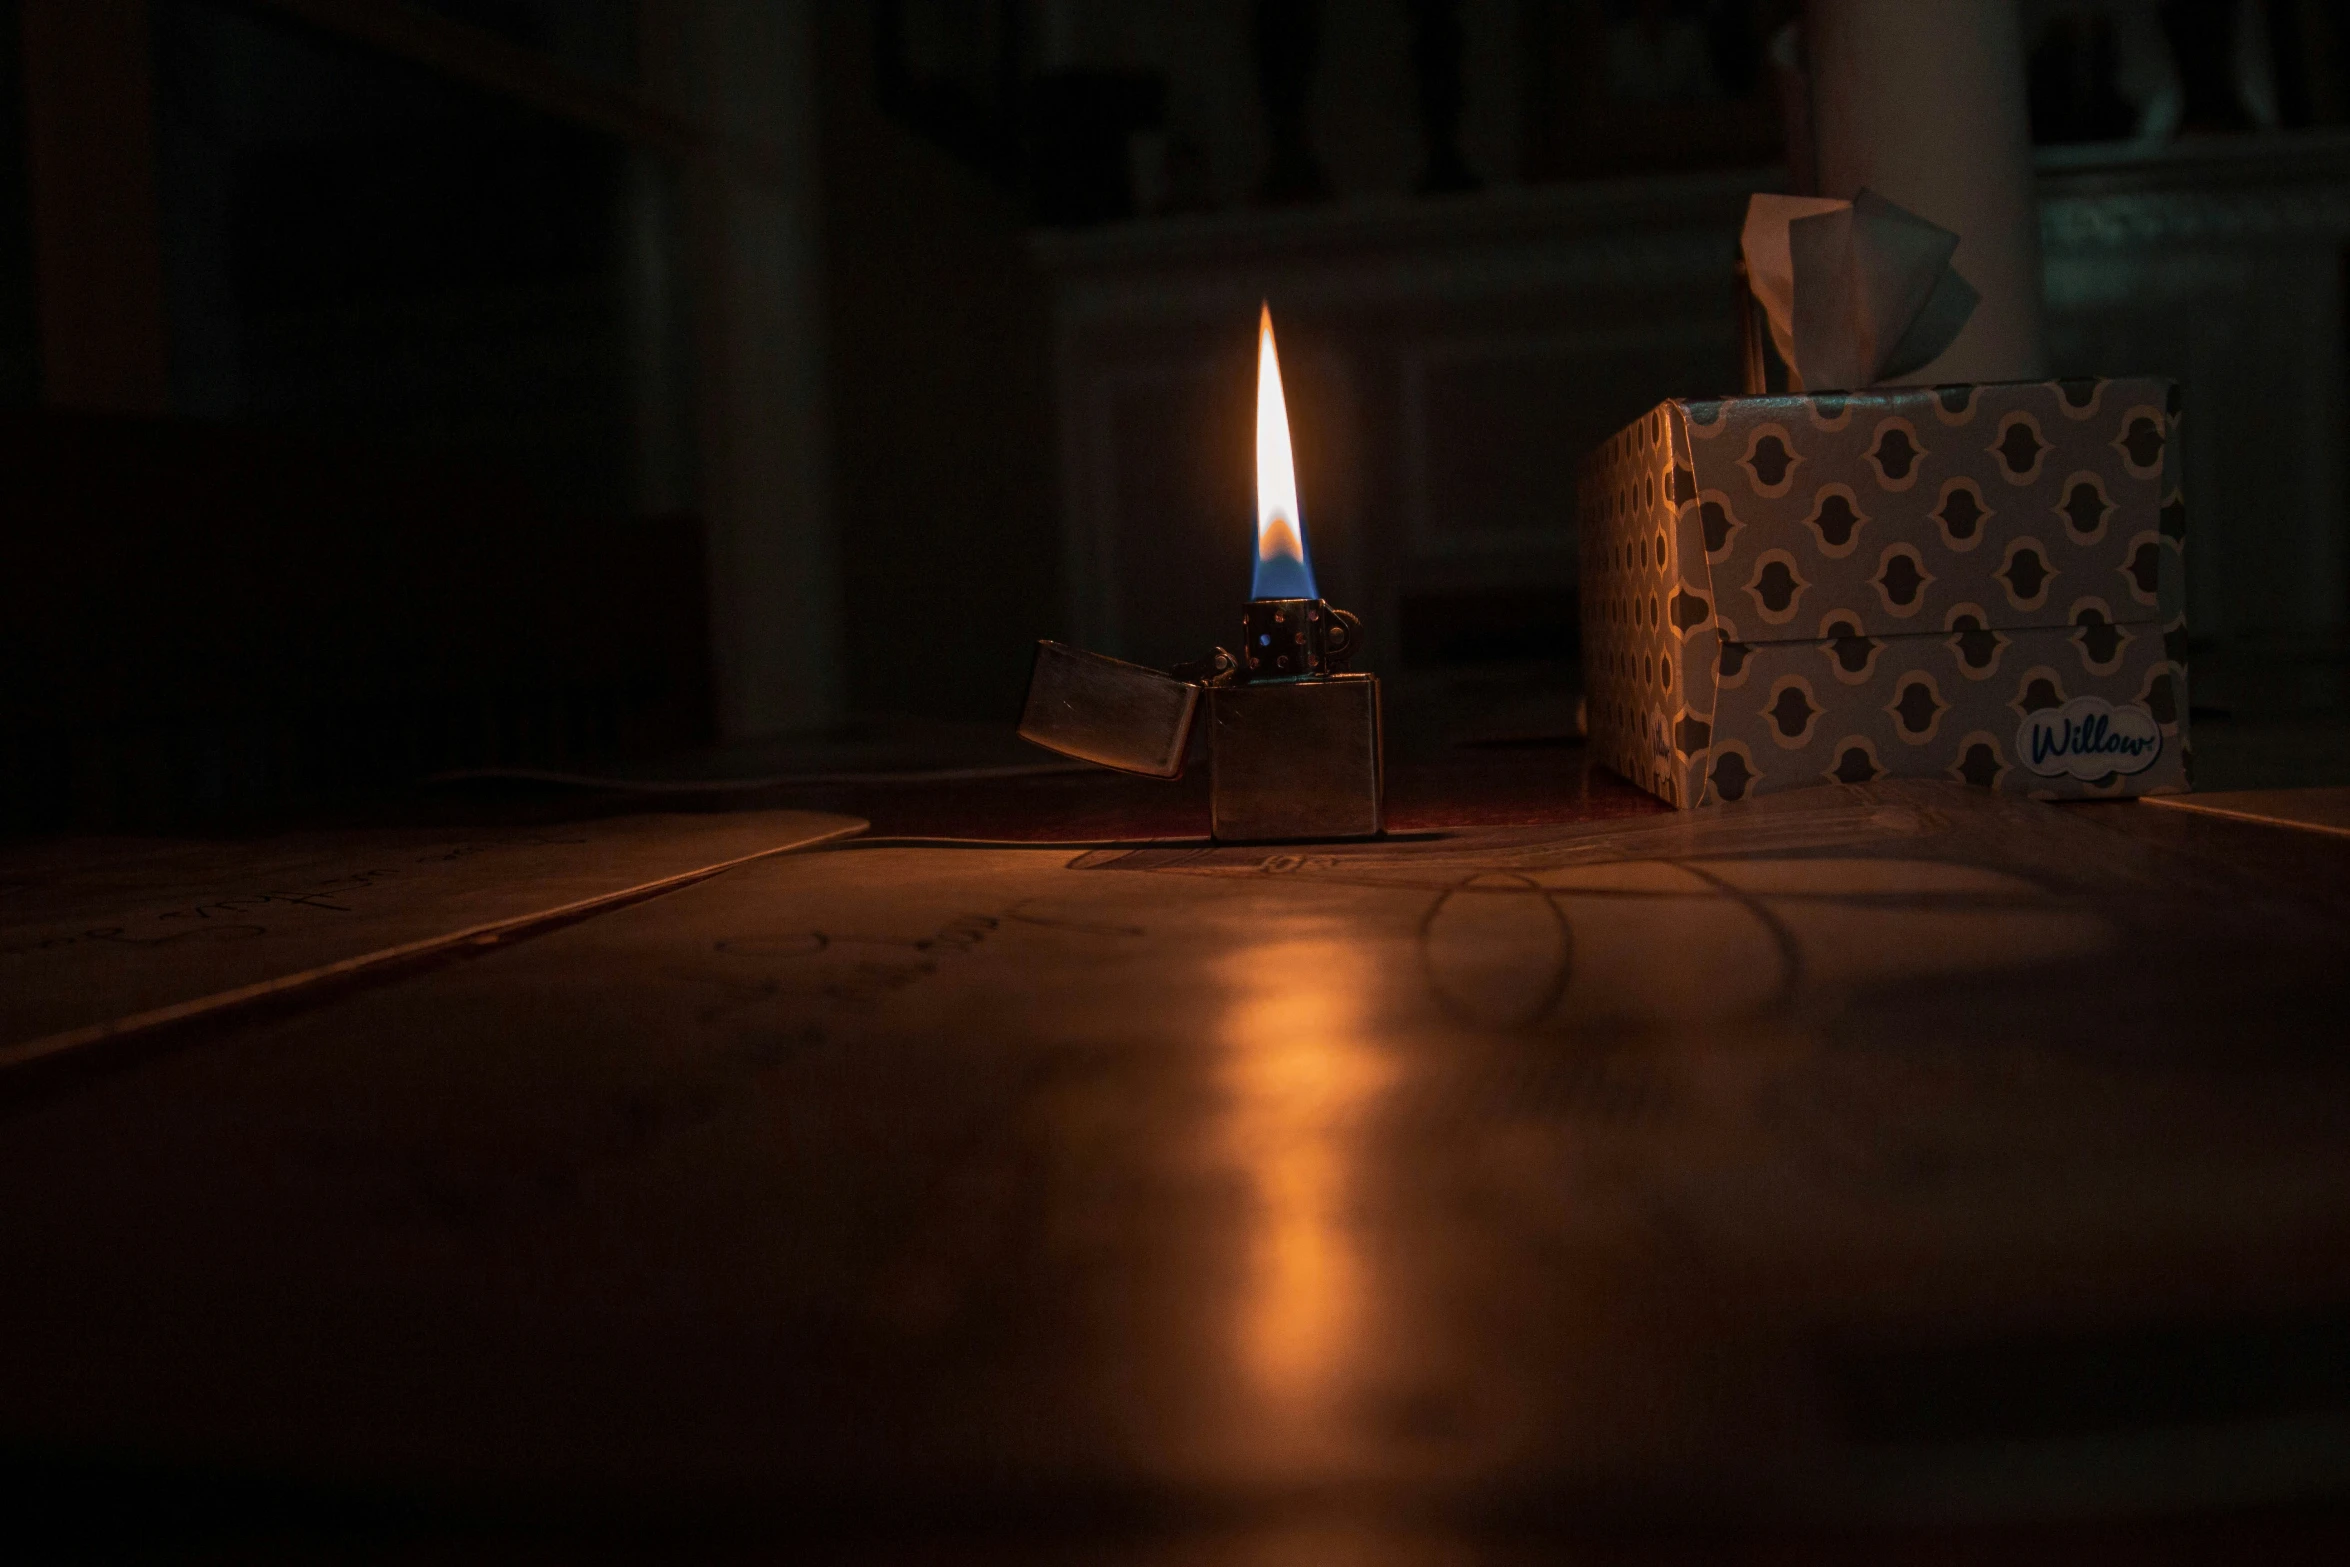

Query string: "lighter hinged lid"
[1018, 641, 1201, 779]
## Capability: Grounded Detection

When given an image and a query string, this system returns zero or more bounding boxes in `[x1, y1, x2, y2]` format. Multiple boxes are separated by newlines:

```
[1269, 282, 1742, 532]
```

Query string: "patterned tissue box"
[1578, 378, 2189, 807]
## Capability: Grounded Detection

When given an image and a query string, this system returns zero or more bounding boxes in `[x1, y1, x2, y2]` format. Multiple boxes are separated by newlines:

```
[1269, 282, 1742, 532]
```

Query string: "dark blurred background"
[1, 0, 2345, 831]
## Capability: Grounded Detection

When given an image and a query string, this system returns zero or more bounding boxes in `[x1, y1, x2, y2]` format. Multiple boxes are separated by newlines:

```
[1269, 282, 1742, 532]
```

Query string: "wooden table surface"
[4, 746, 2349, 1563]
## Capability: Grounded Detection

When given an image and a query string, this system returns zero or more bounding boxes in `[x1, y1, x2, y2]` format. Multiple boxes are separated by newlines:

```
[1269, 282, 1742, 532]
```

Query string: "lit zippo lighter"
[1016, 307, 1384, 842]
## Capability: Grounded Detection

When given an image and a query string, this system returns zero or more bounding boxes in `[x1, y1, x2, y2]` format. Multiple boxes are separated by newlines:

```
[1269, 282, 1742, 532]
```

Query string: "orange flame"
[1253, 304, 1317, 599]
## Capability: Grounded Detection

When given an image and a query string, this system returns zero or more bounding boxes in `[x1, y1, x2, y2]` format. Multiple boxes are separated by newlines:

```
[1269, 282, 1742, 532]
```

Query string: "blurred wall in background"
[817, 1, 1059, 724]
[1, 0, 2344, 831]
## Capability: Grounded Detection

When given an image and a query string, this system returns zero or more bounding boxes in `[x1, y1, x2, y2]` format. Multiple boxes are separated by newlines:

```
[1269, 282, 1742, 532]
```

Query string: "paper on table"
[0, 809, 866, 1057]
[2143, 787, 2350, 840]
[1743, 188, 1981, 391]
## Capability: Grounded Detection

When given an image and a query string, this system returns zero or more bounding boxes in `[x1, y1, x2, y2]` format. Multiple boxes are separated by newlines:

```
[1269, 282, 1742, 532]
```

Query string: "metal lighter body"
[1016, 599, 1384, 842]
[1208, 673, 1382, 840]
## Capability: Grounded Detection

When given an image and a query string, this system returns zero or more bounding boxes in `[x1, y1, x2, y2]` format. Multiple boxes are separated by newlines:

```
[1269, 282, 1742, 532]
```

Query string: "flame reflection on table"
[1215, 935, 1395, 1456]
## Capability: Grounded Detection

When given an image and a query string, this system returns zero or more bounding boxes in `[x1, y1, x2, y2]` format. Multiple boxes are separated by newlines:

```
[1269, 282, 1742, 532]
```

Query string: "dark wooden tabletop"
[4, 743, 2349, 1564]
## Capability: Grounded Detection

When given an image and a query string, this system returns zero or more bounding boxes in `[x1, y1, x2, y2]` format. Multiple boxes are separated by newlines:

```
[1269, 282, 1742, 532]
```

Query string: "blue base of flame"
[1250, 553, 1318, 601]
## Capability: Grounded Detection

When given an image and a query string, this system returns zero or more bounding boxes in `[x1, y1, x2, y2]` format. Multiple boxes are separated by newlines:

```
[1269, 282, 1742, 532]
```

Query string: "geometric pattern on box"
[1579, 378, 2190, 807]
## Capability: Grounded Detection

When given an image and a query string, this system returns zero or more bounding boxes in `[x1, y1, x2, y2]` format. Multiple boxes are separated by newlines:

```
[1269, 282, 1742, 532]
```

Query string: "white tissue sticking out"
[1742, 190, 1981, 392]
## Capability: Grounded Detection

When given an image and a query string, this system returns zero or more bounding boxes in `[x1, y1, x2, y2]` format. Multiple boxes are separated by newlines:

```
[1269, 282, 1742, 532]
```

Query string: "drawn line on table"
[2140, 795, 2350, 841]
[1671, 859, 1806, 1009]
[0, 820, 870, 1082]
[1417, 871, 1576, 1032]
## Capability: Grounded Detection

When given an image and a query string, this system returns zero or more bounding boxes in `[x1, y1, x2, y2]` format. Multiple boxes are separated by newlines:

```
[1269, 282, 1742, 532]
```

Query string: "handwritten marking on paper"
[1003, 898, 1146, 938]
[417, 835, 590, 862]
[0, 869, 405, 957]
[712, 899, 1150, 1017]
[715, 914, 1002, 1011]
[0, 836, 598, 959]
[1256, 854, 1343, 875]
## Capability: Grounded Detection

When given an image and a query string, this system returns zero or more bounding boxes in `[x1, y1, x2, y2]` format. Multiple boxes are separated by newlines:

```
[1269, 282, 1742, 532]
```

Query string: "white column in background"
[1803, 0, 2048, 384]
[653, 0, 845, 740]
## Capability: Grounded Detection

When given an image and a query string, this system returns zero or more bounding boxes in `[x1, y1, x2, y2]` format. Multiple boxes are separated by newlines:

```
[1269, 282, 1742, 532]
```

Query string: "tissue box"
[1579, 378, 2188, 807]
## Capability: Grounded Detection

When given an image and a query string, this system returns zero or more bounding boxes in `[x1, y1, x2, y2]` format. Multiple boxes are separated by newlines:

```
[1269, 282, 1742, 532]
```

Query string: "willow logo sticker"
[2017, 696, 2161, 779]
